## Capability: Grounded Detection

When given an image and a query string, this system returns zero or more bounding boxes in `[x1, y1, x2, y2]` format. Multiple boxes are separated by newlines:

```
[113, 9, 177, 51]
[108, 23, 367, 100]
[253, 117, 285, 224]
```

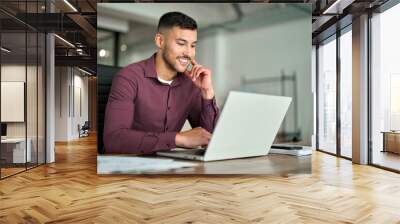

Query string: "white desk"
[1, 138, 31, 163]
[97, 154, 311, 175]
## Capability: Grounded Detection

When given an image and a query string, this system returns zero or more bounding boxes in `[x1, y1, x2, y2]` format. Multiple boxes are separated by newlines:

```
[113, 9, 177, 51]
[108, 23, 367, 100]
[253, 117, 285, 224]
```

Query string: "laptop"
[156, 91, 291, 162]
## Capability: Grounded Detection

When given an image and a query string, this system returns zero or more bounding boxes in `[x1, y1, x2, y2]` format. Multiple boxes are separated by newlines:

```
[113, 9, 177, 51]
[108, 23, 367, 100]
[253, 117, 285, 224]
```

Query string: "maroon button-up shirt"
[103, 53, 219, 154]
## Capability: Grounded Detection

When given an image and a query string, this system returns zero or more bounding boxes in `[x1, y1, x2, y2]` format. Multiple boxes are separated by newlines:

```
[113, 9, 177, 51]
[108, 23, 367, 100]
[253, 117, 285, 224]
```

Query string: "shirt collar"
[143, 53, 158, 79]
[144, 52, 185, 87]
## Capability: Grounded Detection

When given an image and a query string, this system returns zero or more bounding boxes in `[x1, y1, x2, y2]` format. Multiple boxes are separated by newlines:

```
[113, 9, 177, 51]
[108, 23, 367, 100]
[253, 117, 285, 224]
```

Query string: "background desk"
[382, 131, 400, 154]
[97, 154, 311, 175]
[1, 138, 31, 164]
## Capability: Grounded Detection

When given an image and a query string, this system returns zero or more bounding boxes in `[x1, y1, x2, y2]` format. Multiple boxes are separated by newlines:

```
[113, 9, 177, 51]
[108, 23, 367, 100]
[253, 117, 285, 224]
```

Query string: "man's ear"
[155, 33, 164, 49]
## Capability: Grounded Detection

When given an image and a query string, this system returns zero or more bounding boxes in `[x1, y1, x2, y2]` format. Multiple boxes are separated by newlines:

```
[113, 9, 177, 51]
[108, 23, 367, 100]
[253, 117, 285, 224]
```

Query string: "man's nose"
[184, 47, 194, 59]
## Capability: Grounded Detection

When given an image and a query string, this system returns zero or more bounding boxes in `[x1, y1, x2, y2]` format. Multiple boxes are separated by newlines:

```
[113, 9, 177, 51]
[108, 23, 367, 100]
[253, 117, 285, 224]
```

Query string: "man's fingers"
[192, 64, 201, 78]
[195, 66, 205, 80]
[195, 68, 201, 79]
[201, 138, 210, 145]
[196, 68, 207, 79]
[186, 59, 209, 82]
[202, 130, 212, 139]
[202, 128, 211, 134]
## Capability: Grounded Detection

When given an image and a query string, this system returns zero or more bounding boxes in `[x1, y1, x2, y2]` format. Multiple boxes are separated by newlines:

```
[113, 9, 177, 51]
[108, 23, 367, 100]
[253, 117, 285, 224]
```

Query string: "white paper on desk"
[97, 156, 197, 174]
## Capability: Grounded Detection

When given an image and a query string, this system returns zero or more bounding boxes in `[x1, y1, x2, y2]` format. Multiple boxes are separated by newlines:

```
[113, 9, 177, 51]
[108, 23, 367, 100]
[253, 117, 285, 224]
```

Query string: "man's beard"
[162, 50, 179, 73]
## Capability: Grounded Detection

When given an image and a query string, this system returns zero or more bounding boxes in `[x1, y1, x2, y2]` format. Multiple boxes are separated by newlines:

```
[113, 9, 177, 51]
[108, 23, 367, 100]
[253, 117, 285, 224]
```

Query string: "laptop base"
[156, 148, 206, 161]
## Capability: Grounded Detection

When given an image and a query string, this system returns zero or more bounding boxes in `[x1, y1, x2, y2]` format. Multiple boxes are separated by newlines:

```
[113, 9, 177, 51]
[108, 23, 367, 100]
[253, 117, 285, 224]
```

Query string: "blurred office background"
[97, 3, 313, 151]
[0, 0, 97, 179]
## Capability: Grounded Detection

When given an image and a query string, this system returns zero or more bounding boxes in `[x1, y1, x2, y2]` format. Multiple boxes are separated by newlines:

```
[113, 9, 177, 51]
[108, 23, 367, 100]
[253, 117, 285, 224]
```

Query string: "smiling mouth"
[178, 57, 190, 66]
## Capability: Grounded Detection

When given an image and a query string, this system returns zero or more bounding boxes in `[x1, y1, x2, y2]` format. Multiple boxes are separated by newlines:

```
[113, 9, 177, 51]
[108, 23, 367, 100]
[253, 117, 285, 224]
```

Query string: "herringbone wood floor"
[1, 134, 400, 223]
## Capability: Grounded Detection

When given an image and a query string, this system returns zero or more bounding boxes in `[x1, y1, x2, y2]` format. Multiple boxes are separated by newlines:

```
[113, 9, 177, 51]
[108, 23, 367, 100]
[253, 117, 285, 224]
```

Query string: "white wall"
[72, 73, 89, 138]
[55, 67, 89, 141]
[55, 66, 69, 141]
[1, 65, 39, 137]
[198, 17, 313, 145]
[119, 40, 156, 66]
[1, 65, 26, 140]
[1, 64, 46, 163]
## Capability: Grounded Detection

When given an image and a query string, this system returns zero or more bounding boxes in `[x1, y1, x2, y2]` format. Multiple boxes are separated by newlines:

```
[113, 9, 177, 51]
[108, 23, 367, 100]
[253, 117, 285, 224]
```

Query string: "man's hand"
[183, 58, 215, 100]
[175, 127, 211, 148]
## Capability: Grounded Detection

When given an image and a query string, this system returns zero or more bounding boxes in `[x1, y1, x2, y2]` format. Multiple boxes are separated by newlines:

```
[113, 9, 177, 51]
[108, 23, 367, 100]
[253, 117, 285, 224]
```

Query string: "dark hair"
[157, 12, 197, 32]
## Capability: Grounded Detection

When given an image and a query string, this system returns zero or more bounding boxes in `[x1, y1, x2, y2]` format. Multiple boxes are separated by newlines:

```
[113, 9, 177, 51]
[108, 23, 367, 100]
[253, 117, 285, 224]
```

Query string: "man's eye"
[178, 43, 185, 46]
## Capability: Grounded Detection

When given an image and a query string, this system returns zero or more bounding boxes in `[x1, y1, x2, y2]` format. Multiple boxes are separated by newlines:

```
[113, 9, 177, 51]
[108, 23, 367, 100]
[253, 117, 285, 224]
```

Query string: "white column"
[45, 0, 56, 163]
[46, 32, 55, 163]
[352, 14, 369, 164]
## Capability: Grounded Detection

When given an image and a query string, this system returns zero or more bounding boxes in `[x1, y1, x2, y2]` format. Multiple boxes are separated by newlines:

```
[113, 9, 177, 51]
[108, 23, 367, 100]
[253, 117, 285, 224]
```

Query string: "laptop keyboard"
[188, 149, 206, 156]
[193, 149, 206, 155]
[170, 147, 207, 156]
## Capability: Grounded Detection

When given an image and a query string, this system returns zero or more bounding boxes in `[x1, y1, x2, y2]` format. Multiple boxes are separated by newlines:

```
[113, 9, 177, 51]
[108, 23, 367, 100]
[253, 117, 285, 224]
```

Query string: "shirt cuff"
[202, 97, 217, 111]
[152, 131, 177, 153]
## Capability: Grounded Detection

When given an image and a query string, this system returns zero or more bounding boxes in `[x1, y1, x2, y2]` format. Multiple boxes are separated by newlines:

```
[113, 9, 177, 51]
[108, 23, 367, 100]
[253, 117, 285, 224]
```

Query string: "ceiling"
[97, 0, 391, 46]
[0, 0, 97, 74]
[98, 3, 276, 28]
[97, 3, 313, 52]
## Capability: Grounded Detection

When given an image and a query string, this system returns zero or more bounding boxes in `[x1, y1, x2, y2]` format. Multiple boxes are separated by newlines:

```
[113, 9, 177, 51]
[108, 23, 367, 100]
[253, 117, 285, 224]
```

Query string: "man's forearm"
[198, 97, 219, 133]
[104, 128, 177, 154]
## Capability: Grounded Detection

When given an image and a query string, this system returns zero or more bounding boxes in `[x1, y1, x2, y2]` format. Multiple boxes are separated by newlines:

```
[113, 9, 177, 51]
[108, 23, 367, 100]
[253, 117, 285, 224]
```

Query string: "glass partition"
[0, 1, 46, 179]
[1, 31, 28, 177]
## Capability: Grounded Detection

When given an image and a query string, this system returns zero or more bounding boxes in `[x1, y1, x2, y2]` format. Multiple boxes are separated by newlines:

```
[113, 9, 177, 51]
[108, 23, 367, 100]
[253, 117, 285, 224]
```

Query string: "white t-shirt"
[157, 76, 173, 85]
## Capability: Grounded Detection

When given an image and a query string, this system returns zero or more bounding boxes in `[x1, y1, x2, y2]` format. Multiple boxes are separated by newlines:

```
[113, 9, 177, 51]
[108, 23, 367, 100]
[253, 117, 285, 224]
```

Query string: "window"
[371, 2, 400, 171]
[339, 28, 352, 158]
[317, 36, 337, 154]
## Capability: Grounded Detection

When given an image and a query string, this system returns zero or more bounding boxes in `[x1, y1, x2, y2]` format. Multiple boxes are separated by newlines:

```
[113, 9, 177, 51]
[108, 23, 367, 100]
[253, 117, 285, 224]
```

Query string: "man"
[103, 12, 219, 154]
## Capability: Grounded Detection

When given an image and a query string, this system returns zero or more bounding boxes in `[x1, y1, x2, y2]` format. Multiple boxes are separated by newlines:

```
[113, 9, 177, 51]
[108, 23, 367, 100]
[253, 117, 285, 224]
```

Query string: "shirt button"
[167, 143, 170, 147]
[166, 126, 168, 131]
[168, 106, 170, 110]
